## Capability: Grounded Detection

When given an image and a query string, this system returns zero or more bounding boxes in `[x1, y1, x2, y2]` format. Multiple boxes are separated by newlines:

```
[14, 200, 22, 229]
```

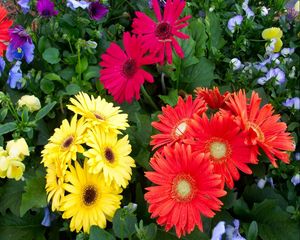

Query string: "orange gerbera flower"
[151, 96, 207, 151]
[195, 87, 230, 110]
[145, 143, 226, 238]
[187, 113, 258, 189]
[224, 90, 295, 167]
[0, 6, 13, 56]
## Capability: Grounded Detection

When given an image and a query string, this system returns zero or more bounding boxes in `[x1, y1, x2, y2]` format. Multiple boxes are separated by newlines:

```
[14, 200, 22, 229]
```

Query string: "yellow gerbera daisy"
[60, 161, 122, 233]
[41, 115, 86, 168]
[67, 92, 129, 134]
[45, 161, 65, 211]
[84, 126, 135, 188]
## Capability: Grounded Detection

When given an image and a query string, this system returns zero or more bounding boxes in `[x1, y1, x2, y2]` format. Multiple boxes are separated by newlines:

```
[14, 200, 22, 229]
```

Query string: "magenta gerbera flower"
[99, 32, 158, 103]
[36, 0, 58, 17]
[132, 0, 191, 64]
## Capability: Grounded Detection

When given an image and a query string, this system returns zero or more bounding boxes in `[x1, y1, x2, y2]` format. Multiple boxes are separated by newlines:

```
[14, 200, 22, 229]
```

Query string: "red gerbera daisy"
[187, 113, 258, 189]
[0, 6, 13, 56]
[132, 0, 191, 64]
[151, 95, 207, 151]
[145, 143, 226, 238]
[99, 32, 157, 103]
[195, 87, 230, 110]
[224, 90, 295, 167]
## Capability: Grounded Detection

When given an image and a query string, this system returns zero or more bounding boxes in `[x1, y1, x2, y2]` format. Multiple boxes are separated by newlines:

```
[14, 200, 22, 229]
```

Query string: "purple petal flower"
[88, 2, 108, 21]
[242, 0, 255, 18]
[211, 221, 226, 240]
[9, 25, 32, 49]
[282, 97, 300, 109]
[37, 0, 58, 17]
[67, 0, 90, 10]
[226, 220, 246, 240]
[17, 0, 30, 14]
[281, 48, 295, 57]
[266, 68, 286, 85]
[41, 207, 51, 227]
[291, 173, 300, 186]
[7, 61, 23, 89]
[257, 76, 268, 85]
[0, 57, 5, 77]
[227, 15, 243, 33]
[295, 152, 300, 161]
[230, 58, 243, 70]
[6, 42, 34, 64]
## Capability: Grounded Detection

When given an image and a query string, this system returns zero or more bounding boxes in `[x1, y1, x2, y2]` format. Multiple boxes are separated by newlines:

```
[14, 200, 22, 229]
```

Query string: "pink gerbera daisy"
[132, 0, 191, 64]
[99, 32, 157, 103]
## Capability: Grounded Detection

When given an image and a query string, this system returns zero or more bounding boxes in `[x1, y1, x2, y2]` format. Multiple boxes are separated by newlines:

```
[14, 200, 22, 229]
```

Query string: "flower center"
[104, 148, 114, 163]
[122, 59, 137, 78]
[174, 120, 188, 137]
[247, 122, 265, 142]
[83, 185, 98, 206]
[172, 174, 196, 202]
[42, 10, 51, 16]
[62, 136, 74, 149]
[94, 112, 104, 120]
[206, 137, 231, 162]
[155, 22, 172, 40]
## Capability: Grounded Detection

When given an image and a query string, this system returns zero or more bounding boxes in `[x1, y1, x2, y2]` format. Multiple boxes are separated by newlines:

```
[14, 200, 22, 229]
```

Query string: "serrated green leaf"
[0, 122, 17, 136]
[89, 226, 115, 240]
[66, 83, 81, 95]
[189, 19, 207, 58]
[133, 113, 152, 147]
[42, 48, 60, 64]
[247, 221, 258, 240]
[35, 101, 56, 122]
[112, 209, 137, 238]
[20, 172, 47, 217]
[0, 180, 25, 216]
[159, 89, 178, 107]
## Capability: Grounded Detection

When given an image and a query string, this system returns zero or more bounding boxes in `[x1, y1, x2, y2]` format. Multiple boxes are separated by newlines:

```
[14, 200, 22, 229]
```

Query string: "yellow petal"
[262, 27, 283, 40]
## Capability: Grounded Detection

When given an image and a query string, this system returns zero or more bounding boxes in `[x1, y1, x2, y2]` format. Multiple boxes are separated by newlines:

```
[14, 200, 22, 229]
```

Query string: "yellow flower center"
[83, 185, 98, 206]
[172, 174, 196, 202]
[206, 137, 231, 162]
[62, 136, 74, 149]
[210, 142, 227, 159]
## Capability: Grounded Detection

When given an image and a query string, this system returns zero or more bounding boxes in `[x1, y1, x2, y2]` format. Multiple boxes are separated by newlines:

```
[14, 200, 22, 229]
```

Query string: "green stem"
[249, 39, 266, 42]
[77, 45, 81, 83]
[141, 85, 159, 110]
[67, 39, 74, 54]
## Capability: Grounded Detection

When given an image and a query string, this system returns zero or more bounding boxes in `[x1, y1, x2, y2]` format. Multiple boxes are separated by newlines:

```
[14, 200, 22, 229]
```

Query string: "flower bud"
[17, 95, 41, 112]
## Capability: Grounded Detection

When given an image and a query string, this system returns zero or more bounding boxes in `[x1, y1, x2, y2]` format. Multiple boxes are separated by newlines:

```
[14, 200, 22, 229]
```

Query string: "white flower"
[17, 95, 41, 112]
[260, 6, 269, 16]
[230, 58, 243, 70]
[227, 15, 243, 33]
[291, 174, 300, 186]
[281, 48, 295, 57]
[211, 221, 226, 240]
[265, 38, 276, 54]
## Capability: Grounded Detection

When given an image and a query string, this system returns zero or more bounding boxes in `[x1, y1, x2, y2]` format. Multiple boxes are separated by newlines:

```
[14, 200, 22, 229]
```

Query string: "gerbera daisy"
[67, 92, 128, 134]
[145, 143, 226, 237]
[0, 5, 13, 56]
[45, 161, 65, 211]
[83, 126, 135, 188]
[224, 90, 295, 167]
[100, 32, 157, 103]
[151, 95, 207, 151]
[132, 0, 191, 64]
[41, 115, 86, 168]
[187, 113, 258, 189]
[60, 161, 122, 233]
[195, 87, 230, 110]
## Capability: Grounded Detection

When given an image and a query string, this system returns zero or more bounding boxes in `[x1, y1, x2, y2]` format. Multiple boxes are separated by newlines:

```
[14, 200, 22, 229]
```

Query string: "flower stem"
[141, 85, 159, 110]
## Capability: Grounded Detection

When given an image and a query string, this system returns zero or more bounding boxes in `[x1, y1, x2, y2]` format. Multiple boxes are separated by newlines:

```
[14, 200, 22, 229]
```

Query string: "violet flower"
[227, 15, 243, 33]
[242, 0, 254, 18]
[211, 220, 246, 240]
[36, 0, 58, 17]
[9, 25, 32, 48]
[67, 0, 90, 10]
[6, 42, 35, 64]
[7, 61, 23, 89]
[0, 57, 5, 77]
[282, 97, 300, 109]
[211, 221, 226, 240]
[88, 2, 108, 21]
[291, 173, 300, 186]
[17, 0, 30, 14]
[295, 152, 300, 161]
[266, 68, 286, 85]
[230, 58, 243, 70]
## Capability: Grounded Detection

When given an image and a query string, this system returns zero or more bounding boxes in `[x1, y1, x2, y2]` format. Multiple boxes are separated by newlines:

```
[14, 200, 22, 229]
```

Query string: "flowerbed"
[0, 0, 299, 239]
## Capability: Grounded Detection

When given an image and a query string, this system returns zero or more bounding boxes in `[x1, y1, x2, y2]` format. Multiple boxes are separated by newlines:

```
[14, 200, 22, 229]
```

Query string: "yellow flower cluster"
[262, 27, 283, 52]
[0, 138, 29, 180]
[41, 92, 135, 233]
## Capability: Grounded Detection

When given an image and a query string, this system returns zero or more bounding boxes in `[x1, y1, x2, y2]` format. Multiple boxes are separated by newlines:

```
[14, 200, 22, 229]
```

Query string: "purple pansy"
[7, 61, 23, 89]
[0, 57, 5, 77]
[66, 0, 90, 10]
[211, 220, 246, 240]
[6, 42, 35, 64]
[17, 0, 30, 14]
[227, 15, 243, 33]
[88, 2, 108, 21]
[266, 68, 286, 85]
[9, 25, 32, 48]
[282, 97, 300, 109]
[242, 0, 255, 18]
[36, 0, 58, 17]
[291, 174, 300, 186]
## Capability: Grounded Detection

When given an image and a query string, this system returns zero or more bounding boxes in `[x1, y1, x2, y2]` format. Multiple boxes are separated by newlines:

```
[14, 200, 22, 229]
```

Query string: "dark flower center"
[42, 10, 51, 17]
[104, 148, 114, 163]
[83, 185, 98, 206]
[122, 59, 137, 78]
[155, 22, 172, 40]
[62, 136, 74, 148]
[94, 112, 104, 120]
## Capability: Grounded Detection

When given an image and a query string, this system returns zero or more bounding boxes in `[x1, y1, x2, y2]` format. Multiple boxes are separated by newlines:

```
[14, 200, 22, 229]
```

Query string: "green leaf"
[205, 12, 226, 51]
[0, 180, 25, 216]
[133, 113, 152, 147]
[38, 36, 50, 53]
[83, 66, 100, 81]
[189, 19, 207, 58]
[0, 122, 17, 136]
[42, 47, 60, 64]
[89, 226, 115, 240]
[159, 89, 178, 107]
[35, 101, 56, 122]
[66, 83, 81, 95]
[43, 73, 62, 82]
[112, 208, 137, 238]
[0, 108, 8, 122]
[247, 221, 258, 240]
[20, 172, 47, 217]
[76, 56, 89, 74]
[40, 78, 55, 94]
[0, 212, 45, 240]
[134, 148, 151, 170]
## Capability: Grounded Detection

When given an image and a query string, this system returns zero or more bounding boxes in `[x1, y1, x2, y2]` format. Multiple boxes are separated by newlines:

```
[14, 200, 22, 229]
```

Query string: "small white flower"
[291, 174, 300, 186]
[289, 66, 296, 78]
[227, 15, 243, 33]
[230, 58, 243, 70]
[211, 221, 226, 240]
[260, 6, 269, 16]
[257, 76, 268, 85]
[265, 39, 276, 54]
[281, 48, 295, 57]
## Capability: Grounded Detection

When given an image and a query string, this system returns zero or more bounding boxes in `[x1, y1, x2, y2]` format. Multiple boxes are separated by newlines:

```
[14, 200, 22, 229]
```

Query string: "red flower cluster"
[0, 5, 13, 56]
[146, 87, 295, 237]
[99, 0, 191, 103]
